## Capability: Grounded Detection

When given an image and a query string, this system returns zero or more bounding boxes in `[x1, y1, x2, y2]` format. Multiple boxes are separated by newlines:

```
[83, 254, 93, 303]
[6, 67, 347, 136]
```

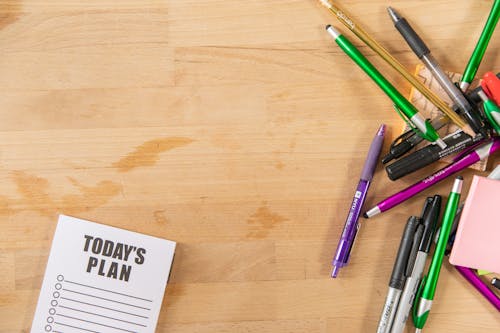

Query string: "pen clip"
[393, 105, 433, 143]
[412, 274, 427, 323]
[389, 127, 415, 150]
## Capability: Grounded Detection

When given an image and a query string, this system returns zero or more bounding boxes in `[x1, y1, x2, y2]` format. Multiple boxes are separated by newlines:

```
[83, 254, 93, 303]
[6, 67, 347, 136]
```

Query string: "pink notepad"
[449, 175, 500, 274]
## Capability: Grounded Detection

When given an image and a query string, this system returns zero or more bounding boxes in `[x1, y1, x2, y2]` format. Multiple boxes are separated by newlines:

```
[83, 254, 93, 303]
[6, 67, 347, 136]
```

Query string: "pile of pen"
[319, 1, 500, 332]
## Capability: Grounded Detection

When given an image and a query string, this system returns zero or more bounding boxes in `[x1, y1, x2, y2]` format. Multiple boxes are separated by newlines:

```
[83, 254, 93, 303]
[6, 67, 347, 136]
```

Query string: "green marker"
[325, 25, 446, 149]
[413, 176, 463, 333]
[478, 90, 500, 133]
[460, 0, 500, 92]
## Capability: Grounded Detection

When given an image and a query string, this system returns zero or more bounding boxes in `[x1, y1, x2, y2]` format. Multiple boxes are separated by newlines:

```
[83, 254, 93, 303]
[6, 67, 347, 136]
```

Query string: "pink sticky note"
[450, 176, 500, 274]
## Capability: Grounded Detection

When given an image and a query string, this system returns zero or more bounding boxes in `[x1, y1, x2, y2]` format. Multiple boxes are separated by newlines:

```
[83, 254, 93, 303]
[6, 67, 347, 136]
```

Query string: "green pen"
[325, 25, 446, 149]
[413, 176, 463, 333]
[478, 90, 500, 133]
[460, 0, 500, 92]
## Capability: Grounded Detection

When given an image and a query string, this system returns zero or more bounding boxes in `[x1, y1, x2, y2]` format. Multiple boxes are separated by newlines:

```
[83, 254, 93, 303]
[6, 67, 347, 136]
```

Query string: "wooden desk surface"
[1, 1, 499, 332]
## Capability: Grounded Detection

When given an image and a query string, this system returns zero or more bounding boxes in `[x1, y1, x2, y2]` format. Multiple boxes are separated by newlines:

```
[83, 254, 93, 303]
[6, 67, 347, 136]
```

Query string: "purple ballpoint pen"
[454, 266, 500, 311]
[364, 137, 500, 218]
[331, 124, 385, 278]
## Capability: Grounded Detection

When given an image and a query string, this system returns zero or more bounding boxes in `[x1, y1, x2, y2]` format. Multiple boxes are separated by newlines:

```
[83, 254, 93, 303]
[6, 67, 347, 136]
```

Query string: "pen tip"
[387, 6, 400, 22]
[457, 175, 463, 180]
[325, 24, 331, 30]
[331, 266, 339, 278]
[362, 212, 369, 218]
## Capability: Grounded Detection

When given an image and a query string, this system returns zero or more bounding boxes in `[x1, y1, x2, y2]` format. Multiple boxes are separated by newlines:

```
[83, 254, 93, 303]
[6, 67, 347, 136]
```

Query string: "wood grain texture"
[0, 0, 499, 332]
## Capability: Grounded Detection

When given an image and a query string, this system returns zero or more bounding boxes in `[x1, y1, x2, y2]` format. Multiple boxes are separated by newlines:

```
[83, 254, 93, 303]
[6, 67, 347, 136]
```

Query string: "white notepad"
[30, 215, 176, 333]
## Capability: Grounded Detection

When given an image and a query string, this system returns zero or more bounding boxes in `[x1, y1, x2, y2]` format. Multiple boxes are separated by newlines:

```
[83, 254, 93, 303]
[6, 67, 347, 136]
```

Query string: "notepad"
[30, 215, 176, 333]
[449, 176, 500, 274]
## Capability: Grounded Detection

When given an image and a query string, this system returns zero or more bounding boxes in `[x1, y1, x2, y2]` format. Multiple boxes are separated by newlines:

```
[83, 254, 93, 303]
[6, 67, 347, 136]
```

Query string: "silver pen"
[387, 7, 486, 137]
[390, 196, 441, 333]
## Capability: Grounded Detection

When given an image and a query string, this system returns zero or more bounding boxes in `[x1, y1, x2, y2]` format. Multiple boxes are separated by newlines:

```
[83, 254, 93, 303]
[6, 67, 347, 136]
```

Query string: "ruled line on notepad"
[54, 321, 102, 333]
[56, 313, 137, 333]
[59, 305, 147, 327]
[61, 297, 149, 319]
[65, 280, 153, 302]
[62, 288, 151, 310]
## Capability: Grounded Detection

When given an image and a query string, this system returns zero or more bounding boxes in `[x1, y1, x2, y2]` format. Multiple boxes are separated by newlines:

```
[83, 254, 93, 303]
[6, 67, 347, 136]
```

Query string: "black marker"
[385, 131, 484, 180]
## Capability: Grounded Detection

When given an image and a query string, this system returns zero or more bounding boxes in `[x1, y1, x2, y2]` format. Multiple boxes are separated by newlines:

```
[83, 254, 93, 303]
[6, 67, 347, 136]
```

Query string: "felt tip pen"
[460, 0, 500, 92]
[331, 124, 385, 278]
[325, 25, 446, 148]
[364, 137, 500, 218]
[390, 196, 441, 333]
[413, 177, 463, 332]
[377, 216, 421, 333]
[385, 130, 483, 181]
[387, 7, 483, 137]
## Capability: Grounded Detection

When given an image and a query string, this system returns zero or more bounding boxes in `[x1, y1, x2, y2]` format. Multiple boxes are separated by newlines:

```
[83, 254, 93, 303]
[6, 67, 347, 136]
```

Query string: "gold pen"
[319, 0, 474, 137]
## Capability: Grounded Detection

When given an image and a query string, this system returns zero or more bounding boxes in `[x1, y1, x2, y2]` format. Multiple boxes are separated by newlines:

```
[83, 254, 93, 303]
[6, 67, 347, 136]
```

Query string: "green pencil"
[460, 0, 500, 92]
[413, 176, 463, 332]
[325, 25, 446, 149]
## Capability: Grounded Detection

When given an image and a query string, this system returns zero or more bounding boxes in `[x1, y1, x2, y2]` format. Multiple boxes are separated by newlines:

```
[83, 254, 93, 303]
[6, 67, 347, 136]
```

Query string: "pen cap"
[390, 216, 420, 289]
[468, 72, 500, 104]
[360, 124, 385, 181]
[385, 145, 440, 180]
[420, 195, 441, 252]
[482, 71, 500, 106]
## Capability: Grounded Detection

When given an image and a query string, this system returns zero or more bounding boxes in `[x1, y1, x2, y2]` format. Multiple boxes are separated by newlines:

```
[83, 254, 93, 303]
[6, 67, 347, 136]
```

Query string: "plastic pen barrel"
[413, 177, 463, 330]
[325, 25, 445, 148]
[460, 0, 500, 91]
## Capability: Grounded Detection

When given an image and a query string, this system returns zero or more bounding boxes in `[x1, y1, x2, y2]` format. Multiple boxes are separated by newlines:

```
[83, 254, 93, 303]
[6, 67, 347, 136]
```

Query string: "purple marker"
[364, 137, 500, 218]
[455, 266, 500, 311]
[331, 124, 385, 278]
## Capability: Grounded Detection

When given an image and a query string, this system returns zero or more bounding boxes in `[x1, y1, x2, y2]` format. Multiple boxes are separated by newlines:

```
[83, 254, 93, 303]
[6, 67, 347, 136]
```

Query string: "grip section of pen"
[360, 124, 385, 181]
[325, 25, 444, 147]
[393, 17, 429, 59]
